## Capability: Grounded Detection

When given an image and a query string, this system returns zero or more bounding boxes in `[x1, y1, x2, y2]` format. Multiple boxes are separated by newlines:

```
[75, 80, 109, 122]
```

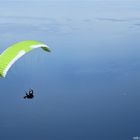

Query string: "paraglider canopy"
[0, 40, 50, 77]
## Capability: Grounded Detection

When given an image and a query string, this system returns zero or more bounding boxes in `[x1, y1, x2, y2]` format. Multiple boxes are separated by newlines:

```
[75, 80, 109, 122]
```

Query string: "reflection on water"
[0, 1, 140, 140]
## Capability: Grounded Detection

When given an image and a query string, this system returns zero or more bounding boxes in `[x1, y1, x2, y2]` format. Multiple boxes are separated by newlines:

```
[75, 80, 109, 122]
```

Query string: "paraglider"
[0, 40, 50, 99]
[24, 89, 34, 99]
[0, 40, 50, 77]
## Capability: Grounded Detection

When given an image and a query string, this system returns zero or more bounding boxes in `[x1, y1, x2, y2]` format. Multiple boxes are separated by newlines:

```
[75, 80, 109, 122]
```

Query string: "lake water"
[0, 1, 140, 140]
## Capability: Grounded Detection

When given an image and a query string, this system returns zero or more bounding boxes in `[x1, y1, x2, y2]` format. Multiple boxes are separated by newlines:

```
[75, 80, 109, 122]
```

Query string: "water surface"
[0, 1, 140, 140]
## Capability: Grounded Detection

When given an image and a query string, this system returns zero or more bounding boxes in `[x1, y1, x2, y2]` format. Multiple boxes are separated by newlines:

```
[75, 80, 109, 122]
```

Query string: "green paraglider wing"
[0, 40, 50, 77]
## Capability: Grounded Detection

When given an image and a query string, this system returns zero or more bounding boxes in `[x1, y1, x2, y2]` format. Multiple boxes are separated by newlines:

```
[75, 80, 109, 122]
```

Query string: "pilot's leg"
[23, 96, 27, 99]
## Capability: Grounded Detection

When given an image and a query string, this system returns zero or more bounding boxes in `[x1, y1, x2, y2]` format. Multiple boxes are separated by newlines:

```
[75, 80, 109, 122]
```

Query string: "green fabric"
[0, 40, 50, 77]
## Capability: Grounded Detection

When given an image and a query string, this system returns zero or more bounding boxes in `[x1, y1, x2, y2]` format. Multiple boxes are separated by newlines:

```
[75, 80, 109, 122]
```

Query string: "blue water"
[0, 1, 140, 140]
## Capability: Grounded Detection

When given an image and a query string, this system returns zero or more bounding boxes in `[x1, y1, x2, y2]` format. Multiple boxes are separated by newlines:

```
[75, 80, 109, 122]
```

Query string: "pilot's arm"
[29, 89, 33, 94]
[25, 91, 28, 96]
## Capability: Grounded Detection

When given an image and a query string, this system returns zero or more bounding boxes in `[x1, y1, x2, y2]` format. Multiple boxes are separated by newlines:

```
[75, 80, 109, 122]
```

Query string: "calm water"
[0, 1, 140, 140]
